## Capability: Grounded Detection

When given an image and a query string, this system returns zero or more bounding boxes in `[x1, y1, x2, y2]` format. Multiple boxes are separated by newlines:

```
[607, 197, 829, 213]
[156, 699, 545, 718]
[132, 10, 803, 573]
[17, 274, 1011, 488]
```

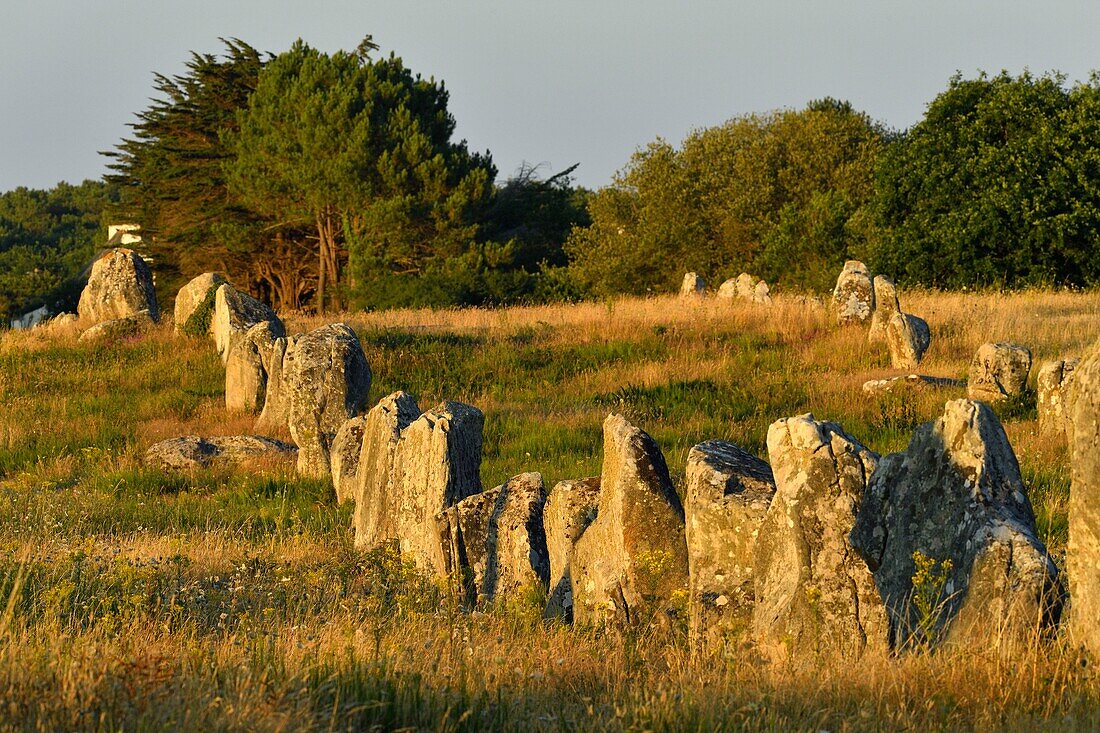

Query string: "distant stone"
[862, 374, 965, 396]
[832, 260, 875, 326]
[752, 279, 772, 305]
[885, 312, 931, 369]
[43, 313, 79, 335]
[968, 342, 1032, 402]
[543, 476, 601, 622]
[174, 272, 226, 335]
[145, 434, 296, 470]
[282, 323, 372, 478]
[868, 276, 900, 344]
[716, 279, 739, 299]
[330, 415, 367, 505]
[1069, 344, 1100, 656]
[78, 248, 159, 325]
[439, 472, 550, 607]
[211, 283, 284, 363]
[680, 272, 706, 298]
[571, 414, 689, 629]
[225, 321, 280, 414]
[393, 401, 484, 574]
[853, 399, 1062, 648]
[1038, 358, 1079, 437]
[684, 440, 775, 647]
[716, 273, 771, 305]
[754, 414, 888, 661]
[78, 314, 146, 342]
[353, 391, 421, 550]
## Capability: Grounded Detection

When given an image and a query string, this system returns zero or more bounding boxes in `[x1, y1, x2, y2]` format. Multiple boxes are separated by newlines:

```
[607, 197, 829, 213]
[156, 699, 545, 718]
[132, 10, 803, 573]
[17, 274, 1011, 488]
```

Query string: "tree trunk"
[316, 213, 329, 314]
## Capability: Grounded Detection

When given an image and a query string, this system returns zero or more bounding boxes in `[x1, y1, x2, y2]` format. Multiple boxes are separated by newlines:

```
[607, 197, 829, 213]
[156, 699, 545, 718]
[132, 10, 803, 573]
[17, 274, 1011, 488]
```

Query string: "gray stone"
[393, 401, 484, 574]
[439, 472, 550, 607]
[1070, 344, 1100, 656]
[1038, 358, 1079, 437]
[862, 374, 966, 396]
[225, 321, 280, 414]
[685, 440, 775, 647]
[868, 276, 900, 344]
[281, 323, 372, 478]
[885, 312, 931, 369]
[543, 477, 601, 622]
[853, 399, 1062, 649]
[680, 272, 706, 297]
[78, 248, 159, 325]
[145, 434, 296, 470]
[968, 342, 1032, 402]
[753, 414, 889, 661]
[752, 279, 772, 305]
[211, 283, 284, 363]
[570, 414, 689, 629]
[831, 260, 875, 326]
[353, 391, 421, 550]
[330, 415, 367, 505]
[255, 335, 297, 433]
[173, 272, 226, 334]
[78, 313, 147, 342]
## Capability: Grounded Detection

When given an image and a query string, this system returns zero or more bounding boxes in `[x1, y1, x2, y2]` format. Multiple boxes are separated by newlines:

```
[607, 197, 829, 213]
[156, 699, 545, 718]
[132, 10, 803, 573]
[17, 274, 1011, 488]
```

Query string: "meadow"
[1, 290, 1099, 731]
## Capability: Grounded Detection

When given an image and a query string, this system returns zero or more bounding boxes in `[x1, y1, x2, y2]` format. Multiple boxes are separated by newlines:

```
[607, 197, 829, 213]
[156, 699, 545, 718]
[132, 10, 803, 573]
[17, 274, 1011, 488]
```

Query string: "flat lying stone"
[863, 374, 966, 396]
[146, 435, 296, 470]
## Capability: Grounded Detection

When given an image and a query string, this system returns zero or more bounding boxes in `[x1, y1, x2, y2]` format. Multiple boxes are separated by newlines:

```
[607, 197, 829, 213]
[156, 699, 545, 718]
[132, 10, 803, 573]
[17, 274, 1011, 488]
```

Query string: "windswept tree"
[224, 39, 495, 312]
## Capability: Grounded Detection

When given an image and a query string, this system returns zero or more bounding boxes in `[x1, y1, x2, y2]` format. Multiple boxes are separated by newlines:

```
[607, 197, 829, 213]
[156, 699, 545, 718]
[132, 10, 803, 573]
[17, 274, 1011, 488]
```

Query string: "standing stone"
[330, 416, 368, 505]
[752, 279, 772, 305]
[831, 260, 875, 326]
[885, 312, 931, 370]
[225, 321, 280, 414]
[570, 414, 689, 628]
[173, 272, 226, 334]
[1038, 358, 1079, 437]
[255, 335, 297, 433]
[543, 477, 601, 622]
[1069, 344, 1100, 656]
[439, 472, 550, 607]
[853, 399, 1062, 648]
[685, 440, 775, 647]
[283, 323, 372, 478]
[735, 272, 757, 300]
[680, 272, 706, 298]
[77, 248, 159, 325]
[753, 414, 888, 661]
[968, 342, 1032, 402]
[353, 391, 421, 550]
[868, 276, 900, 344]
[393, 402, 484, 574]
[716, 279, 739, 299]
[211, 283, 284, 363]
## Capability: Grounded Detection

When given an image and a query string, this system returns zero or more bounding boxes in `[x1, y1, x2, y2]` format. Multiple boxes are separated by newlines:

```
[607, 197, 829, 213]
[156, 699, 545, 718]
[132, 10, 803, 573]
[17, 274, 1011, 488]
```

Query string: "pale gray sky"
[1, 1, 1098, 192]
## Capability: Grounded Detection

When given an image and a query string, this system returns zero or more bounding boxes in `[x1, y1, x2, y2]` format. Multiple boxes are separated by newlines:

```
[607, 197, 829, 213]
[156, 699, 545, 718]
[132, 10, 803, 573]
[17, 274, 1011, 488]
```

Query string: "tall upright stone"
[393, 402, 484, 574]
[173, 272, 226, 334]
[968, 342, 1032, 403]
[330, 416, 368, 504]
[754, 414, 889, 661]
[353, 392, 421, 550]
[78, 248, 159, 325]
[868, 276, 900, 344]
[570, 414, 689, 628]
[282, 323, 372, 478]
[1069, 344, 1100, 656]
[680, 272, 706, 298]
[543, 477, 601, 622]
[211, 283, 284, 363]
[255, 335, 297, 433]
[831, 260, 875, 326]
[885, 312, 931, 370]
[1038, 358, 1079, 437]
[685, 440, 775, 647]
[225, 321, 280, 413]
[853, 399, 1062, 648]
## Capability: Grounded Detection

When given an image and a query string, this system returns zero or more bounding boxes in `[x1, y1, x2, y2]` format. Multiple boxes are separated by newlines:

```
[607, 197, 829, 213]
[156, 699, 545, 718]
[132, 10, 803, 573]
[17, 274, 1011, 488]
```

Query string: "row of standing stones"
[52, 249, 1100, 660]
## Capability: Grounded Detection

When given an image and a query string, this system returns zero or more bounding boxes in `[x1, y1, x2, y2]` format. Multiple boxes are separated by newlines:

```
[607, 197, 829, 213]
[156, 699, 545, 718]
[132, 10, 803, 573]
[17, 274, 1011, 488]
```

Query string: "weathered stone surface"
[543, 477, 601, 621]
[173, 272, 226, 334]
[282, 323, 372, 478]
[868, 276, 900, 344]
[716, 278, 739, 299]
[255, 335, 297, 432]
[78, 248, 159, 325]
[968, 342, 1032, 402]
[211, 283, 284, 363]
[393, 402, 484, 574]
[752, 279, 772, 305]
[43, 313, 79, 336]
[1038, 358, 1079, 437]
[754, 414, 888, 660]
[680, 272, 706, 297]
[885, 312, 931, 369]
[439, 472, 550, 607]
[685, 440, 775, 646]
[832, 260, 875, 326]
[862, 374, 965, 396]
[571, 414, 688, 628]
[1070, 344, 1100, 656]
[853, 399, 1062, 648]
[716, 273, 771, 305]
[330, 416, 367, 505]
[225, 321, 280, 414]
[78, 314, 146, 342]
[145, 435, 296, 470]
[353, 392, 421, 550]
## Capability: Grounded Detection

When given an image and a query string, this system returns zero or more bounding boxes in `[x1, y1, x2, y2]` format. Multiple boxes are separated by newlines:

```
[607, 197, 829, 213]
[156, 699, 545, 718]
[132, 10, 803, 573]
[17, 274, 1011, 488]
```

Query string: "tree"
[224, 39, 495, 312]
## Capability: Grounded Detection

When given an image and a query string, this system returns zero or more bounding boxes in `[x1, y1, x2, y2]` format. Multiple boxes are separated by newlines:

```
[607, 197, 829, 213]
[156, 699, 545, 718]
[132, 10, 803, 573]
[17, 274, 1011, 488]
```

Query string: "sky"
[2, 1, 1099, 192]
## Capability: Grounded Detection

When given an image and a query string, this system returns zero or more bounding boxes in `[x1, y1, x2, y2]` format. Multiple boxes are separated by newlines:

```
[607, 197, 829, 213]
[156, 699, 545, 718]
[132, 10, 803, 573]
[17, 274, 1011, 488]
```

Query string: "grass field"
[1, 290, 1100, 730]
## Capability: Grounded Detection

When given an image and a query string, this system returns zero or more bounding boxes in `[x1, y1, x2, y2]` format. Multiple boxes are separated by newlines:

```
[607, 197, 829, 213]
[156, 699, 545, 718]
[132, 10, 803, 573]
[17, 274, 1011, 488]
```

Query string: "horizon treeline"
[3, 37, 1100, 319]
